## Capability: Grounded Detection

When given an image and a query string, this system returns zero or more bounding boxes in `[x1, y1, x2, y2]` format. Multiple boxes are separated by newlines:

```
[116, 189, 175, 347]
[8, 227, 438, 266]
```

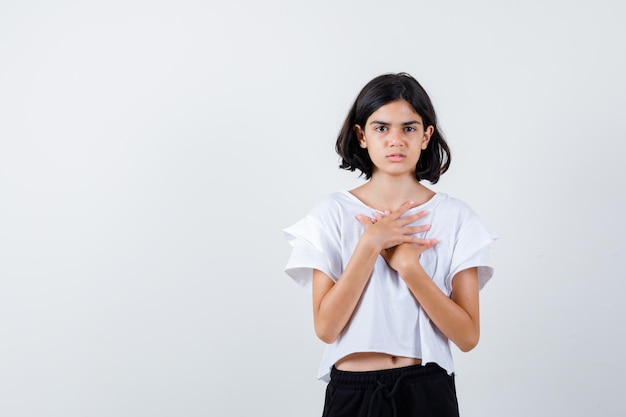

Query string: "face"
[354, 99, 433, 178]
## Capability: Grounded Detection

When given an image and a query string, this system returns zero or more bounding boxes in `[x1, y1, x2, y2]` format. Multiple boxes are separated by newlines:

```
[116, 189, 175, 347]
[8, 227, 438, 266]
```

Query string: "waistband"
[329, 362, 449, 389]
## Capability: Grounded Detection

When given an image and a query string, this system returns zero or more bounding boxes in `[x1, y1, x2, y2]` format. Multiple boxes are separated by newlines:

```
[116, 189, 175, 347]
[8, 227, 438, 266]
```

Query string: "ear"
[422, 125, 435, 149]
[353, 125, 367, 148]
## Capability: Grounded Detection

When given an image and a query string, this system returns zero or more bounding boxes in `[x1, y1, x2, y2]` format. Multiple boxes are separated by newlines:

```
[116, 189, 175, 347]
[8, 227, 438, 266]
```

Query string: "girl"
[283, 73, 497, 417]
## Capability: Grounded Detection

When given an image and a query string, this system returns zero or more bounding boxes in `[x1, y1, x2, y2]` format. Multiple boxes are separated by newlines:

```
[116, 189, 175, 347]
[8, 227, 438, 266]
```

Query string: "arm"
[312, 202, 433, 344]
[381, 243, 480, 352]
[312, 241, 379, 344]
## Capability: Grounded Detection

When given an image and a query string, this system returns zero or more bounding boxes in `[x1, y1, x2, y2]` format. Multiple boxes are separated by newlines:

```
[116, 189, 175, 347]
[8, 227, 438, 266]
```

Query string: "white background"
[1, 1, 625, 416]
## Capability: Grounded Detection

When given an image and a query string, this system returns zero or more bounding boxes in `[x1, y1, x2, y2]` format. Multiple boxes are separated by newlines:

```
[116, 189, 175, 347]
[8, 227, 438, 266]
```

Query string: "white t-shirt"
[283, 191, 498, 382]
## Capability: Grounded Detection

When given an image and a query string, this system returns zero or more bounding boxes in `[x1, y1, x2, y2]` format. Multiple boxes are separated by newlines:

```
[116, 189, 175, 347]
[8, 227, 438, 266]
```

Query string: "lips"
[386, 153, 406, 162]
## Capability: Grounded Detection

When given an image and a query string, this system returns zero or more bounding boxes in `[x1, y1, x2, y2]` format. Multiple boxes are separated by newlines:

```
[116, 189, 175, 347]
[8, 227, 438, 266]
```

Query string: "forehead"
[367, 99, 422, 124]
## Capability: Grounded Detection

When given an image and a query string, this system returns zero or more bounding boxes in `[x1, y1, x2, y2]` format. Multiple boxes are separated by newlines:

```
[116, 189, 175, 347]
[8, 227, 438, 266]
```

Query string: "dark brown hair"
[335, 73, 451, 183]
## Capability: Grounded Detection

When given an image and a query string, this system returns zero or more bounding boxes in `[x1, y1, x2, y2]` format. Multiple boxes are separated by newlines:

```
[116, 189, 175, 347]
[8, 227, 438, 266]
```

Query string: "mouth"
[386, 153, 406, 162]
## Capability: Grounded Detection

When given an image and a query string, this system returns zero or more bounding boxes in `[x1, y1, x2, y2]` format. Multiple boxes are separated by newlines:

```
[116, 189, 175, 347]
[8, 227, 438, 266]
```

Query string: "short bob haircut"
[336, 73, 451, 183]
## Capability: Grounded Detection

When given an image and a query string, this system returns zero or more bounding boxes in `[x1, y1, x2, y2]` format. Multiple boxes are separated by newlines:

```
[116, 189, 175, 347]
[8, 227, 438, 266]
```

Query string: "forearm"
[314, 240, 380, 343]
[401, 265, 480, 352]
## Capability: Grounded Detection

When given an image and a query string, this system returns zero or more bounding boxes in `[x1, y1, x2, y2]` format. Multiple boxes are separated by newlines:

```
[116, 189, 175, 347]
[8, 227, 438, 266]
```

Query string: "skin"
[312, 99, 480, 371]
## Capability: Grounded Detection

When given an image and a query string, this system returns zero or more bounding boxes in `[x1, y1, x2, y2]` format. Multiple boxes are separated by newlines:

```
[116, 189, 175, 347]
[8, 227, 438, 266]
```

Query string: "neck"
[355, 173, 433, 212]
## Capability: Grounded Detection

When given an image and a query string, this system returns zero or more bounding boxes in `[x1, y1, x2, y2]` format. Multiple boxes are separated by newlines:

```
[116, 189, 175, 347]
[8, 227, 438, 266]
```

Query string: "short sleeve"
[446, 216, 498, 293]
[283, 215, 342, 291]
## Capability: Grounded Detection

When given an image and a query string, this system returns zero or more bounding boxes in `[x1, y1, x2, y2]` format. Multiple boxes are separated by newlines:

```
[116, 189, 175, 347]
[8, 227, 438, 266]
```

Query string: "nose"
[389, 128, 404, 146]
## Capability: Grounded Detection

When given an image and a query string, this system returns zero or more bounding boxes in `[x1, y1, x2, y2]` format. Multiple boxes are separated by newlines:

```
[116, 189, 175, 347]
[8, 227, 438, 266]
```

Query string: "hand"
[381, 241, 438, 276]
[355, 201, 433, 252]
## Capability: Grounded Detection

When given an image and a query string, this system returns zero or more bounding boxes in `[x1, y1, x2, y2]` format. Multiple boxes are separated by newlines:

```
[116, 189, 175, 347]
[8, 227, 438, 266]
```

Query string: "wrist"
[357, 233, 383, 257]
[399, 261, 425, 281]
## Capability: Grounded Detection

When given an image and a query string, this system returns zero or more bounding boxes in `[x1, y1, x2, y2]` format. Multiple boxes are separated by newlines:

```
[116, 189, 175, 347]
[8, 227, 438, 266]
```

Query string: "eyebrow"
[369, 120, 422, 126]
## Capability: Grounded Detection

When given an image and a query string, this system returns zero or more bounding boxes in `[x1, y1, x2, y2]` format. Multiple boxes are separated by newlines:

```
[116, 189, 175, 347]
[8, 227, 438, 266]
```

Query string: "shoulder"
[303, 191, 365, 236]
[431, 193, 478, 221]
[429, 193, 494, 237]
[432, 193, 498, 241]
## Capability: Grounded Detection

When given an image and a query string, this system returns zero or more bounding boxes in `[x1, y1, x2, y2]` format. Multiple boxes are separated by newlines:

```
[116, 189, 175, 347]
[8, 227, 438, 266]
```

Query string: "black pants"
[322, 363, 459, 417]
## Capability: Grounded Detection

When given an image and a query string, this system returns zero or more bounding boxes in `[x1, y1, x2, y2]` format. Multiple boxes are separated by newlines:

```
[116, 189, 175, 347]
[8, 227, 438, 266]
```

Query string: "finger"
[409, 238, 438, 247]
[389, 201, 417, 218]
[401, 224, 431, 235]
[394, 211, 428, 228]
[355, 214, 375, 227]
[388, 204, 428, 223]
[401, 210, 429, 224]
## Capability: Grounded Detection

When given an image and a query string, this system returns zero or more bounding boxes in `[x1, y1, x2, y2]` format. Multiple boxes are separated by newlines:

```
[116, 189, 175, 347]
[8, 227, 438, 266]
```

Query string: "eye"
[374, 125, 388, 132]
[404, 126, 416, 132]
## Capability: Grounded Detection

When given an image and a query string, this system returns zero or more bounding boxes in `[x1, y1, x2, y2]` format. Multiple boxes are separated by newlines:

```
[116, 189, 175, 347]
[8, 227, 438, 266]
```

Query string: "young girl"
[283, 73, 497, 417]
